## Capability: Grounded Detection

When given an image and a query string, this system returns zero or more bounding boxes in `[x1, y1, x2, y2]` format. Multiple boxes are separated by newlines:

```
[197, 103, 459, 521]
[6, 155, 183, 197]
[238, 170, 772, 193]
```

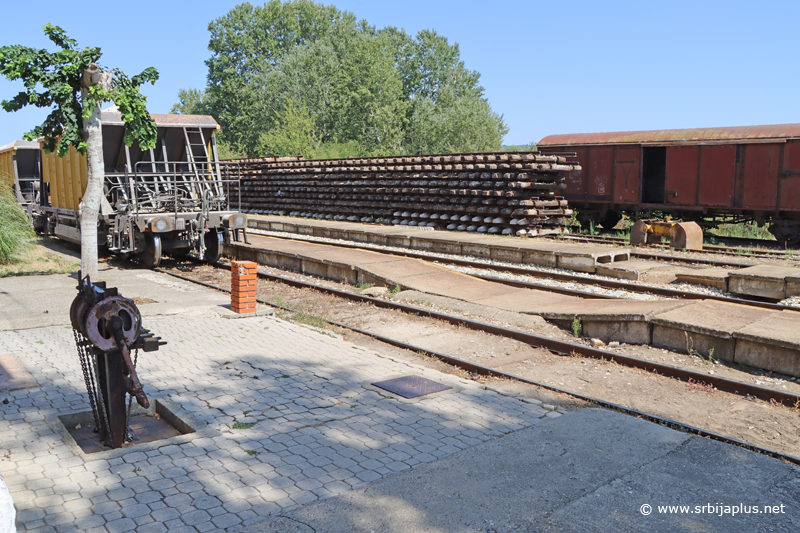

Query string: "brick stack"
[230, 152, 580, 237]
[231, 260, 258, 314]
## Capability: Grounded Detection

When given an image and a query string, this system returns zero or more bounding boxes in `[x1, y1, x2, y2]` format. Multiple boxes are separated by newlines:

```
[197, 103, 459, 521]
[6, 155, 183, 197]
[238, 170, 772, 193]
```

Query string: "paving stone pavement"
[0, 313, 560, 532]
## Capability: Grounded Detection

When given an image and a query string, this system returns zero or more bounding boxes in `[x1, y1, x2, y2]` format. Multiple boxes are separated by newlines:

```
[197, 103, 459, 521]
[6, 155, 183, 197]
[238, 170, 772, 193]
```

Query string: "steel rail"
[167, 259, 800, 407]
[246, 232, 797, 311]
[562, 233, 790, 261]
[565, 232, 789, 253]
[628, 251, 756, 268]
[469, 273, 797, 312]
[157, 264, 800, 466]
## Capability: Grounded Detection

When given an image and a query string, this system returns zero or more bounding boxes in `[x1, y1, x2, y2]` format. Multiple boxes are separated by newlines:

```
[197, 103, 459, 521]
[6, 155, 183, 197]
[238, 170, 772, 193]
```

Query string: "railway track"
[562, 233, 795, 262]
[157, 259, 800, 466]
[246, 229, 799, 310]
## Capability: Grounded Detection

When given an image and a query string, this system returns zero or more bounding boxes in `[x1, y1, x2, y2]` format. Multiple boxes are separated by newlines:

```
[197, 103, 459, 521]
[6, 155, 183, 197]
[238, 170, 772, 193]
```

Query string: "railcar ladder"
[183, 127, 213, 198]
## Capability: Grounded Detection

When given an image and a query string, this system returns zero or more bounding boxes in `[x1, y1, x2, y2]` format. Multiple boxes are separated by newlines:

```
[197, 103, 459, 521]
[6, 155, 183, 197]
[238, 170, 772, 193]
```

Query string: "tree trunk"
[79, 63, 112, 281]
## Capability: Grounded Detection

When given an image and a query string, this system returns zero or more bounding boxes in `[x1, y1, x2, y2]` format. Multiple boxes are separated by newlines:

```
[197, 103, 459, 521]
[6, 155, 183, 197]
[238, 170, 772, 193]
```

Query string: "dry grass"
[0, 238, 80, 277]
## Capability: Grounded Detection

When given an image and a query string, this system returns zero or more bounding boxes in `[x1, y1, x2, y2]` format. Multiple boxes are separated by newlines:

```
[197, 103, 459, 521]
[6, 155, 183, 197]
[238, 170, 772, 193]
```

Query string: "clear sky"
[1, 0, 798, 146]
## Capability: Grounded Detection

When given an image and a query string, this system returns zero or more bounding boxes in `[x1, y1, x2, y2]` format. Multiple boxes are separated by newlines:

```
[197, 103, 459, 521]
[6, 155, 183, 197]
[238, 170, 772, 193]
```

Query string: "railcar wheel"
[598, 211, 623, 230]
[202, 229, 223, 264]
[141, 233, 162, 268]
[768, 222, 800, 248]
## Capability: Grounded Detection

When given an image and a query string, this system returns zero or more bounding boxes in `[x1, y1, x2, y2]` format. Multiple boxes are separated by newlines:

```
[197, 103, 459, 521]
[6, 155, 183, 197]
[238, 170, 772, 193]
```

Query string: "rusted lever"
[110, 317, 150, 409]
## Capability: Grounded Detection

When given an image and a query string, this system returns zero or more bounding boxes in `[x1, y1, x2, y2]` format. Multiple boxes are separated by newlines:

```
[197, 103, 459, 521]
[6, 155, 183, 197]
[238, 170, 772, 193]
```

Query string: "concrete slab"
[232, 236, 579, 308]
[539, 300, 694, 345]
[728, 265, 800, 300]
[734, 310, 800, 376]
[786, 273, 800, 298]
[235, 408, 800, 533]
[596, 259, 669, 281]
[470, 289, 584, 314]
[650, 300, 776, 362]
[399, 271, 539, 304]
[247, 215, 630, 273]
[0, 265, 230, 330]
[230, 236, 800, 371]
[675, 267, 730, 291]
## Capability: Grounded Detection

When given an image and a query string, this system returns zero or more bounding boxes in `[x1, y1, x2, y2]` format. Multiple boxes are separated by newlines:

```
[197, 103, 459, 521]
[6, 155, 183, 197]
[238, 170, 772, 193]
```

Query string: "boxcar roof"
[0, 140, 40, 154]
[538, 124, 800, 146]
[100, 111, 219, 128]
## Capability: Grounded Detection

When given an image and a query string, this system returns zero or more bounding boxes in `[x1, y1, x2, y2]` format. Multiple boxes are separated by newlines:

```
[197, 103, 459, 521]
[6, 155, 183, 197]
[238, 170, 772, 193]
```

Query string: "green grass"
[292, 311, 327, 329]
[0, 185, 35, 265]
[706, 221, 774, 240]
[232, 422, 257, 430]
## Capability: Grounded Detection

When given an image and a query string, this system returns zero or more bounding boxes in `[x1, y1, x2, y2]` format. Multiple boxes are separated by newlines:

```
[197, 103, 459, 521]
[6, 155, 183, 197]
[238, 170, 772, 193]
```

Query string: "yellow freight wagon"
[0, 140, 41, 207]
[27, 110, 247, 267]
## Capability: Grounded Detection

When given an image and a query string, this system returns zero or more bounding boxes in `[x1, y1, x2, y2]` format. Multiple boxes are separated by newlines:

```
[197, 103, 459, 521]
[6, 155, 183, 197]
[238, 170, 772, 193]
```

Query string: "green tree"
[0, 24, 158, 279]
[257, 100, 319, 157]
[385, 28, 505, 153]
[204, 0, 355, 154]
[406, 79, 508, 154]
[179, 1, 507, 156]
[170, 87, 209, 115]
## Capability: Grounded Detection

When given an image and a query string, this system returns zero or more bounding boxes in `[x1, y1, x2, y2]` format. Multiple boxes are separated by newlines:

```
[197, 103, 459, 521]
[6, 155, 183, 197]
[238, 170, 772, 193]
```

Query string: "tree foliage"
[0, 24, 159, 156]
[1, 24, 159, 280]
[174, 1, 507, 157]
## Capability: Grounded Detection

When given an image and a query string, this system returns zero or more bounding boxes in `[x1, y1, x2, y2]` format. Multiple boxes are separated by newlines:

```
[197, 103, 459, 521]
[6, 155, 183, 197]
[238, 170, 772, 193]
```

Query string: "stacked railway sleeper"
[232, 152, 579, 237]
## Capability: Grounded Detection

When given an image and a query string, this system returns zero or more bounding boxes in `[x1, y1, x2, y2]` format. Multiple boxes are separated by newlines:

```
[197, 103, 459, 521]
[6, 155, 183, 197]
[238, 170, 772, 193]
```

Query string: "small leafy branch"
[0, 24, 158, 156]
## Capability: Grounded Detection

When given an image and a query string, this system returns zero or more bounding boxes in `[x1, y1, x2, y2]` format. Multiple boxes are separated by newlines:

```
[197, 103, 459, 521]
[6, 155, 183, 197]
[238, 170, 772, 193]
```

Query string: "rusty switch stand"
[70, 274, 166, 448]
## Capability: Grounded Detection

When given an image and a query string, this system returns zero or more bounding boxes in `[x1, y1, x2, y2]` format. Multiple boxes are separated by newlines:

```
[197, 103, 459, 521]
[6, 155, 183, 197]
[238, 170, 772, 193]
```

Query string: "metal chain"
[125, 347, 139, 443]
[90, 352, 113, 447]
[73, 329, 101, 434]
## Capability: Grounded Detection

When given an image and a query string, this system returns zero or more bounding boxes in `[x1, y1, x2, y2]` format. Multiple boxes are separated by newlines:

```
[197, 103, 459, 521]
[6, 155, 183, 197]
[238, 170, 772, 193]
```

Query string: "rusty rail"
[158, 264, 800, 466]
[248, 231, 798, 311]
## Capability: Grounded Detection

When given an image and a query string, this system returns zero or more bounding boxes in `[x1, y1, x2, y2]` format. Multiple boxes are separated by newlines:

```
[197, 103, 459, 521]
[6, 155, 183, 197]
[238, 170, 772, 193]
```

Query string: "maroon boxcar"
[537, 124, 800, 245]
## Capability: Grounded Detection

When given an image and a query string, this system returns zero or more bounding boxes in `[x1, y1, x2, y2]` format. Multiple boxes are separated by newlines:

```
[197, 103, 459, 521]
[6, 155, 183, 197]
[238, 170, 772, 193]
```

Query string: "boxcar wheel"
[141, 233, 162, 268]
[203, 229, 223, 264]
[769, 222, 800, 248]
[598, 211, 623, 230]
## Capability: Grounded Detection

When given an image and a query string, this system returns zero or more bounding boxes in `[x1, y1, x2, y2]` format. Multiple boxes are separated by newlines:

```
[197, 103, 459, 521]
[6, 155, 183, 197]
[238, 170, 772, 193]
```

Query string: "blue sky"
[1, 0, 798, 146]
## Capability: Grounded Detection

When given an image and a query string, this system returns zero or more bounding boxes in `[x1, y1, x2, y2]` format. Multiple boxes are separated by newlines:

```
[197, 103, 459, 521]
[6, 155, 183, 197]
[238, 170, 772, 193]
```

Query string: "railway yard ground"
[2, 232, 800, 532]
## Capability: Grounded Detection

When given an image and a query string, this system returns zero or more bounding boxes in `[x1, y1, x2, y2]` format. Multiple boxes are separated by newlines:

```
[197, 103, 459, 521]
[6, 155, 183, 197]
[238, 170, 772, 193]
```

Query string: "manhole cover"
[372, 375, 452, 399]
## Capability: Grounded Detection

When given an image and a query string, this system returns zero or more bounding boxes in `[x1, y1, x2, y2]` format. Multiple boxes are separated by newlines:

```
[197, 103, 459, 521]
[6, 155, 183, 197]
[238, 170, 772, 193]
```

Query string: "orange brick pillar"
[231, 261, 257, 314]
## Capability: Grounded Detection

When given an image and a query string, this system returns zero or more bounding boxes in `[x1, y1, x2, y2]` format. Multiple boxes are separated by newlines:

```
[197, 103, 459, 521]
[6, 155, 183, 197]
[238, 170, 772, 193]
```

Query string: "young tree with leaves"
[0, 24, 158, 280]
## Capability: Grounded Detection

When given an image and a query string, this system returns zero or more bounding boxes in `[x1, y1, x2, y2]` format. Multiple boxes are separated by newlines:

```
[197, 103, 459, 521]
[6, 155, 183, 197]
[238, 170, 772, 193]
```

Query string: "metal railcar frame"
[25, 111, 247, 267]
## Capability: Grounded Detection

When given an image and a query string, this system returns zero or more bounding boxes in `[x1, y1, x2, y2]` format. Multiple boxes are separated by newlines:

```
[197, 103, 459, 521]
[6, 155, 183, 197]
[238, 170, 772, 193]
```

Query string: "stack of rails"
[232, 152, 579, 236]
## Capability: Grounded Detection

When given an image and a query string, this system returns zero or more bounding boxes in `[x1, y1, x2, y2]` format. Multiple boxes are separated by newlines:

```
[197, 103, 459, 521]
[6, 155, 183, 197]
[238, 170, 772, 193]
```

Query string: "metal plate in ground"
[372, 375, 452, 399]
[64, 414, 183, 454]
